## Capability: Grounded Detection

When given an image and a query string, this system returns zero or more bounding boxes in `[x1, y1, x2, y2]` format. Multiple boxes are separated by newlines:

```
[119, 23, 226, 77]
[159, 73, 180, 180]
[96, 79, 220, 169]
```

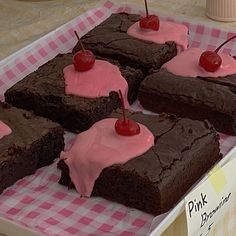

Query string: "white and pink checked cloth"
[0, 1, 236, 235]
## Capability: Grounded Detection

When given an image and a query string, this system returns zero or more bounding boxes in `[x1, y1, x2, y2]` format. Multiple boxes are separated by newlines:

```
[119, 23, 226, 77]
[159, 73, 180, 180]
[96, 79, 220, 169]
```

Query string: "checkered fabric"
[0, 1, 236, 235]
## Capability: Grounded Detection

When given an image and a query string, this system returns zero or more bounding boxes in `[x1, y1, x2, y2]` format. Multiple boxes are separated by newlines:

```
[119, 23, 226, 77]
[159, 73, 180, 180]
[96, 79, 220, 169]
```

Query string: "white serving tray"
[1, 1, 236, 236]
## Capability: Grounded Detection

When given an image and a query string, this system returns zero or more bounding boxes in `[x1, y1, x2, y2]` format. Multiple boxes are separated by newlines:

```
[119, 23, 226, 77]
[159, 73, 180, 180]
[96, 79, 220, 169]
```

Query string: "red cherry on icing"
[115, 90, 140, 136]
[199, 51, 222, 72]
[115, 119, 141, 136]
[73, 31, 95, 72]
[199, 34, 236, 72]
[73, 50, 95, 72]
[140, 15, 160, 31]
[139, 0, 159, 31]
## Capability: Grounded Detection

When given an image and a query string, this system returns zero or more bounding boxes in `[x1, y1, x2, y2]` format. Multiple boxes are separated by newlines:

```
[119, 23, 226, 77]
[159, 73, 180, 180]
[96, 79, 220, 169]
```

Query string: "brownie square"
[58, 112, 220, 215]
[0, 102, 64, 194]
[5, 53, 143, 132]
[138, 68, 236, 135]
[73, 13, 178, 72]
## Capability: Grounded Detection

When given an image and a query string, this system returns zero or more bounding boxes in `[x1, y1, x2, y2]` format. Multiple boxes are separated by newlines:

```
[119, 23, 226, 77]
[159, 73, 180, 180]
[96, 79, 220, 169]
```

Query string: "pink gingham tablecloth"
[0, 1, 236, 235]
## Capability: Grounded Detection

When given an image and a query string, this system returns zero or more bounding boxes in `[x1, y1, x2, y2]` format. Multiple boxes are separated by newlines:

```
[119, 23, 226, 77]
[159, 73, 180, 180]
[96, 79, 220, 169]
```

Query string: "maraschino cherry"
[115, 90, 140, 136]
[199, 34, 236, 72]
[73, 31, 95, 72]
[139, 0, 159, 31]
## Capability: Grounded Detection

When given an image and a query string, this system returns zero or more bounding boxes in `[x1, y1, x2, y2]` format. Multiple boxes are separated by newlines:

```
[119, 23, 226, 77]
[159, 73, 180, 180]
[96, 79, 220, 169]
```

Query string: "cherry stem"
[118, 89, 127, 123]
[215, 34, 236, 53]
[144, 0, 149, 17]
[74, 31, 85, 52]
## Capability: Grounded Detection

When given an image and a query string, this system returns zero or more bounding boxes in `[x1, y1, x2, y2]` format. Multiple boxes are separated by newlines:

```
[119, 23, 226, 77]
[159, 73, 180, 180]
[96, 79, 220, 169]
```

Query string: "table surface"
[1, 0, 236, 61]
[1, 0, 236, 235]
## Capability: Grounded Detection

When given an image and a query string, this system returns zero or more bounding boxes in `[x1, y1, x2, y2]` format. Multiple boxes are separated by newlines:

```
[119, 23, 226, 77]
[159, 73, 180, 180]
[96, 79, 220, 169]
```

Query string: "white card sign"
[184, 159, 236, 236]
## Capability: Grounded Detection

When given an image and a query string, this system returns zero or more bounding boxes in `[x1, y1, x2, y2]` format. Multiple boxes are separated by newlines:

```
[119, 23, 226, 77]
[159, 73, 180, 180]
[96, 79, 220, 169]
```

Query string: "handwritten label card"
[184, 158, 236, 236]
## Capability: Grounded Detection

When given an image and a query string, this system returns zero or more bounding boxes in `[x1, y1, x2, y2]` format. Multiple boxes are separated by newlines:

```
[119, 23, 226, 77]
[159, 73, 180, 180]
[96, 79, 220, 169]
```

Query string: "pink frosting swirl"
[162, 47, 236, 77]
[127, 21, 188, 51]
[63, 60, 129, 108]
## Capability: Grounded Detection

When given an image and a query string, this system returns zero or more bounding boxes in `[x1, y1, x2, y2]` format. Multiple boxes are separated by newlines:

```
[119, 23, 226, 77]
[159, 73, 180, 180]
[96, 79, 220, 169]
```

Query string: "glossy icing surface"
[0, 120, 11, 139]
[162, 47, 236, 77]
[64, 60, 129, 107]
[61, 118, 154, 197]
[127, 21, 188, 51]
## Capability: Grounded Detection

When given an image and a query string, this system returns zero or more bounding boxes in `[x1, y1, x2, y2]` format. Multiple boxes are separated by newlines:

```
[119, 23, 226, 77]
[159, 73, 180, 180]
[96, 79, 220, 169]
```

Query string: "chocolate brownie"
[58, 112, 220, 215]
[73, 13, 177, 72]
[5, 53, 143, 132]
[139, 68, 236, 135]
[0, 102, 64, 194]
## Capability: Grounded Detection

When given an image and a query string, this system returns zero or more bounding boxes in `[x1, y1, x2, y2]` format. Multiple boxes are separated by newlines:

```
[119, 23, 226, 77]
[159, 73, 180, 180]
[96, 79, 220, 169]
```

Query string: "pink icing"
[0, 121, 12, 139]
[127, 21, 188, 51]
[162, 47, 236, 77]
[63, 60, 129, 108]
[61, 118, 154, 197]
